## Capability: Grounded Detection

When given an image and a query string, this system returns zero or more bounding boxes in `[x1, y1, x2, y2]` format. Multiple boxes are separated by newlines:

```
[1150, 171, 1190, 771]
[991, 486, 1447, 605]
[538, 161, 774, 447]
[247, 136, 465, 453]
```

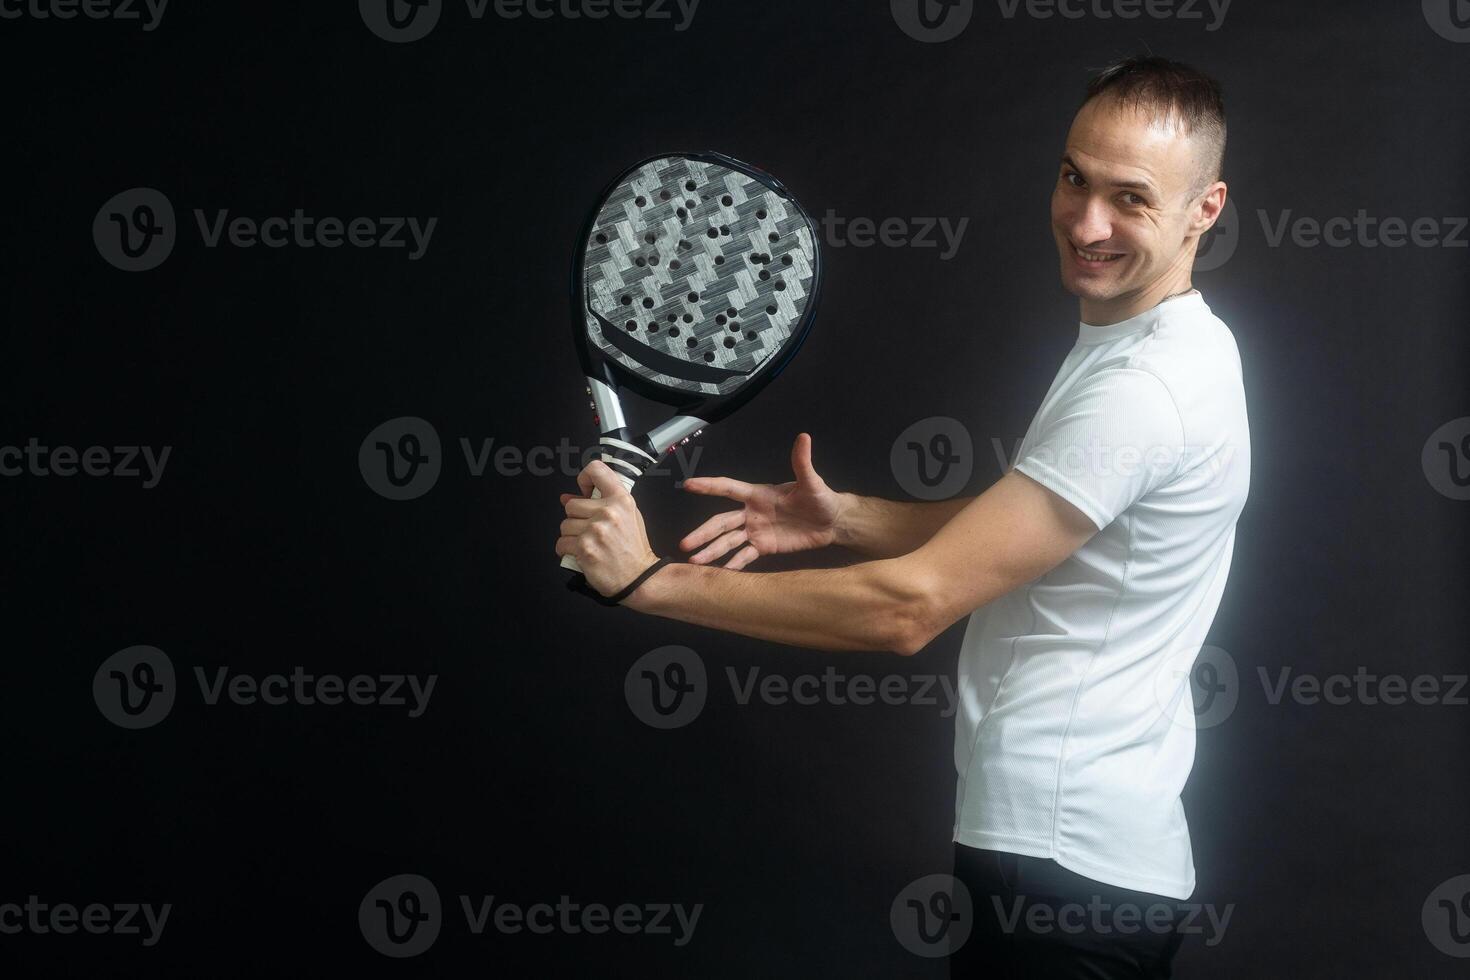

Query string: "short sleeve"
[1012, 368, 1186, 530]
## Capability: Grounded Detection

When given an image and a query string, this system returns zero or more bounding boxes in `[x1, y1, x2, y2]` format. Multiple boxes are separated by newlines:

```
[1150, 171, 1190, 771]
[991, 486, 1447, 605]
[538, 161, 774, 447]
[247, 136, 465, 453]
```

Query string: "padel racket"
[561, 151, 822, 583]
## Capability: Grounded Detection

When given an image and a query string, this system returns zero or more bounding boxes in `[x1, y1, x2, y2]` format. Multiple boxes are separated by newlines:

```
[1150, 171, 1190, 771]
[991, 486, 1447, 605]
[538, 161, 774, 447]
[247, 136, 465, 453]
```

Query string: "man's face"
[1051, 96, 1212, 316]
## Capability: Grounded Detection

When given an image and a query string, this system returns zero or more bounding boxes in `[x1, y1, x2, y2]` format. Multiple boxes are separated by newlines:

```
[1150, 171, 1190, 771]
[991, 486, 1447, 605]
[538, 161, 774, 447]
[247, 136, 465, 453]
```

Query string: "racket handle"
[559, 487, 604, 573]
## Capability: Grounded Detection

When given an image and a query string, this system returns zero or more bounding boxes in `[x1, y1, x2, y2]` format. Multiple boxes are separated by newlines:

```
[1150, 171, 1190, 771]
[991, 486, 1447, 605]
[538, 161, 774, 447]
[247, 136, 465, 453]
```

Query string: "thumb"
[791, 432, 823, 487]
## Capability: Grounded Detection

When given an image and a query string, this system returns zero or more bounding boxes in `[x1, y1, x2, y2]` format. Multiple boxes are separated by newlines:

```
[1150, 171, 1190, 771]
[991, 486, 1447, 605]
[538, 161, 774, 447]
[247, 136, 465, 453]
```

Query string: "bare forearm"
[832, 492, 974, 559]
[628, 558, 931, 655]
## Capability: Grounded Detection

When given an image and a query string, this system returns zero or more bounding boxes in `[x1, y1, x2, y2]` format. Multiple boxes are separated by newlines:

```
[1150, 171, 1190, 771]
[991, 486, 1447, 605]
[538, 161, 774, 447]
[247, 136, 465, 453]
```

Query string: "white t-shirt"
[952, 290, 1250, 900]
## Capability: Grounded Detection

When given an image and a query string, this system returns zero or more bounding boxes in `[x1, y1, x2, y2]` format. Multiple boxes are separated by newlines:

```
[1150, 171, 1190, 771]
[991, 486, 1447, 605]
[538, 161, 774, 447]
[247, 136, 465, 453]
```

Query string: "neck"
[1080, 276, 1195, 326]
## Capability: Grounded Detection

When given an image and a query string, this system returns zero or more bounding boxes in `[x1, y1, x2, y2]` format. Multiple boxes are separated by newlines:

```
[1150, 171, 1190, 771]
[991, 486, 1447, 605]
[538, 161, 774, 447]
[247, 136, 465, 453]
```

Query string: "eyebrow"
[1060, 155, 1157, 195]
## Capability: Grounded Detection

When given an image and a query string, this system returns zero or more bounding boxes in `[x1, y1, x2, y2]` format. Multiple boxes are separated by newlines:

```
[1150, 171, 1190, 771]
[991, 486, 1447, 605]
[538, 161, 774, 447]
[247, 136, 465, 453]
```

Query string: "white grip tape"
[558, 472, 637, 573]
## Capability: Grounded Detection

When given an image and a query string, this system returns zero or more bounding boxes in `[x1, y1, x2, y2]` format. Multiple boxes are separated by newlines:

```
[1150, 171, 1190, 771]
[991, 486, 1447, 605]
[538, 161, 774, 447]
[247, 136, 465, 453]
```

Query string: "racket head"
[570, 152, 822, 426]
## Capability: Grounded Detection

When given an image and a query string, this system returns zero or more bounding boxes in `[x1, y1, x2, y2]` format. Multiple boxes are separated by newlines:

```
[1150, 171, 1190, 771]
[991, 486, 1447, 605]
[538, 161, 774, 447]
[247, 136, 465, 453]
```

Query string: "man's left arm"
[558, 461, 1098, 656]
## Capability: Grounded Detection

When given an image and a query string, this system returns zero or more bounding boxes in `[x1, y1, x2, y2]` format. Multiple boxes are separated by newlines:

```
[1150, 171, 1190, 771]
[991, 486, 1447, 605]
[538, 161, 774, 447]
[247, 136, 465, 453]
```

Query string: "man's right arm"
[832, 492, 974, 560]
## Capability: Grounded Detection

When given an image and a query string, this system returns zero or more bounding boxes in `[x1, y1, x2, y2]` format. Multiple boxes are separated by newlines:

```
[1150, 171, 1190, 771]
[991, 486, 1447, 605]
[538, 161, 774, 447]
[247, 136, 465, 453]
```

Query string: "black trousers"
[950, 845, 1189, 978]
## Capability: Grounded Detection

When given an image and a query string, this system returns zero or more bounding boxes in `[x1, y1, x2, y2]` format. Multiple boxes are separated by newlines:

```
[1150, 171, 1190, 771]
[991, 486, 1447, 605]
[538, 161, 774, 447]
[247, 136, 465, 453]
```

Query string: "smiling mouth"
[1072, 244, 1123, 263]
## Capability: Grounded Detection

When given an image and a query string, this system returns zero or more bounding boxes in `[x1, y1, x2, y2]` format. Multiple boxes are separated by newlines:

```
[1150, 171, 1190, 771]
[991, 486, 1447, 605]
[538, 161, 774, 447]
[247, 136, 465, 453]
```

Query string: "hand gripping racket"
[561, 152, 822, 589]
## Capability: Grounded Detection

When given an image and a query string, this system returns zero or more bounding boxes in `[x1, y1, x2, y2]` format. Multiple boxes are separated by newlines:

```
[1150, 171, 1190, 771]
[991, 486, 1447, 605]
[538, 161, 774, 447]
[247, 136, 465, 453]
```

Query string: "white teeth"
[1074, 245, 1120, 262]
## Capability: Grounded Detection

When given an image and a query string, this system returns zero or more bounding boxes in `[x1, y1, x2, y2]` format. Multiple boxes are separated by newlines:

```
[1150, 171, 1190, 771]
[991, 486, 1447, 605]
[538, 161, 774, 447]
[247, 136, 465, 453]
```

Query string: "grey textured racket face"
[581, 156, 818, 399]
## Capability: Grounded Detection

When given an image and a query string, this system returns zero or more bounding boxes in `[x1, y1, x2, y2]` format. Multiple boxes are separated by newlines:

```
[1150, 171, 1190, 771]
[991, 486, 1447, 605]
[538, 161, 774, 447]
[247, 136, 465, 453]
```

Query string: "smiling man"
[556, 56, 1248, 977]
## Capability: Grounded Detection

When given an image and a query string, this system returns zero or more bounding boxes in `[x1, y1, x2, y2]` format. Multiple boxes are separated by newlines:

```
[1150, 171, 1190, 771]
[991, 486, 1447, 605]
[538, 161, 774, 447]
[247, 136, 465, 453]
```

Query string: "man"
[556, 55, 1248, 977]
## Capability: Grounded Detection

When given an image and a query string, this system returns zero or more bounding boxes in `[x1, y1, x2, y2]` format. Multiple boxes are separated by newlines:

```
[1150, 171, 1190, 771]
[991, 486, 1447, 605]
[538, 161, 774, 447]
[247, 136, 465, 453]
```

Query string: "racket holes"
[668, 259, 679, 270]
[678, 239, 691, 250]
[676, 208, 687, 220]
[721, 195, 733, 207]
[642, 298, 655, 309]
[782, 255, 793, 265]
[756, 209, 767, 220]
[620, 295, 632, 305]
[775, 281, 787, 291]
[726, 307, 737, 317]
[648, 321, 659, 332]
[682, 313, 694, 323]
[660, 190, 671, 201]
[716, 314, 727, 325]
[649, 255, 660, 266]
[724, 337, 735, 348]
[667, 314, 678, 322]
[704, 352, 715, 362]
[688, 292, 700, 303]
[645, 233, 656, 245]
[635, 196, 647, 207]
[669, 327, 680, 337]
[707, 229, 719, 239]
[729, 321, 740, 331]
[720, 225, 730, 236]
[758, 270, 770, 281]
[595, 232, 608, 244]
[685, 180, 697, 192]
[686, 199, 697, 209]
[686, 338, 698, 349]
[766, 305, 778, 315]
[626, 320, 636, 330]
[769, 232, 779, 243]
[635, 258, 646, 267]
[714, 256, 725, 265]
[746, 330, 756, 340]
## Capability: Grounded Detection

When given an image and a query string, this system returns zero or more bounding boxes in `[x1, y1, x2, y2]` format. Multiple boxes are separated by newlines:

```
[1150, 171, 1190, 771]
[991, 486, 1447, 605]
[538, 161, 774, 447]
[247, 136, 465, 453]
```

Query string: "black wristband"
[566, 556, 676, 607]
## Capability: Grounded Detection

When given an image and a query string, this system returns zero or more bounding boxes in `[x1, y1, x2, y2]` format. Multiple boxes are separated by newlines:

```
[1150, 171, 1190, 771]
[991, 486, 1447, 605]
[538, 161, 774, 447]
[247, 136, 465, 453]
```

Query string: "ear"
[1192, 181, 1228, 236]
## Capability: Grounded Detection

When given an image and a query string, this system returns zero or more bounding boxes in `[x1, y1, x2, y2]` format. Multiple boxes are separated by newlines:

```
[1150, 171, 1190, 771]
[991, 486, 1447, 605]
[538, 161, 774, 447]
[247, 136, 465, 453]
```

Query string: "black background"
[4, 0, 1469, 976]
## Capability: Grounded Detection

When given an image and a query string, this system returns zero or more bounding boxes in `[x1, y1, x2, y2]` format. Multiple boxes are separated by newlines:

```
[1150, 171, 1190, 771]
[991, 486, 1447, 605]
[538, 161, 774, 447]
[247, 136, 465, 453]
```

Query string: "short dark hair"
[1082, 55, 1226, 200]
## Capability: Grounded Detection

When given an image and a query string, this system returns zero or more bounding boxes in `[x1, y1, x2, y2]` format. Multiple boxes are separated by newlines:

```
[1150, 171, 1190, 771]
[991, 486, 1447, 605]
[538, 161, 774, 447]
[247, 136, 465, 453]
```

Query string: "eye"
[1122, 193, 1148, 207]
[1063, 171, 1085, 188]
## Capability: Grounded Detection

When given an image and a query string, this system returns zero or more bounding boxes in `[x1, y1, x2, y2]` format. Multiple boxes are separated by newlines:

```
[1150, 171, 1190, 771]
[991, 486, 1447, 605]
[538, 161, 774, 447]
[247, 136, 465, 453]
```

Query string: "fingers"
[560, 517, 589, 537]
[790, 432, 823, 487]
[680, 475, 755, 502]
[563, 496, 600, 518]
[578, 460, 627, 498]
[689, 527, 749, 566]
[679, 510, 745, 552]
[724, 543, 761, 571]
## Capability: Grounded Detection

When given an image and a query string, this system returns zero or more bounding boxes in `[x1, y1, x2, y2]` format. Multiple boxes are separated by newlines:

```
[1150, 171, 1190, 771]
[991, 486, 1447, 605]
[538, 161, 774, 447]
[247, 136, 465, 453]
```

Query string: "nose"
[1062, 194, 1114, 248]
